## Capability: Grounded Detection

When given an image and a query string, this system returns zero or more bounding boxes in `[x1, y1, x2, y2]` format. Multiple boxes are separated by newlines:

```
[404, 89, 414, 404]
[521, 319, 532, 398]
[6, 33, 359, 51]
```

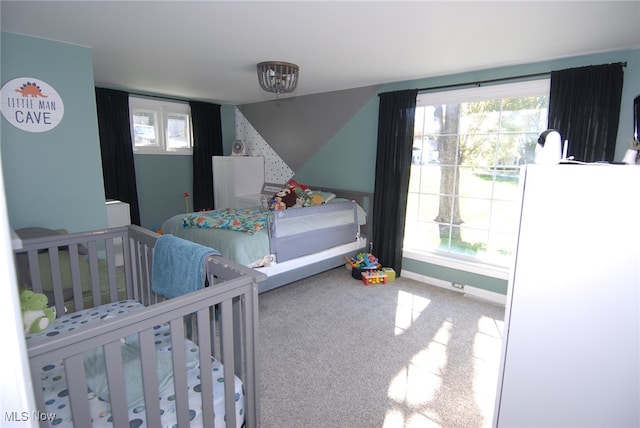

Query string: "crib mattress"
[26, 300, 245, 428]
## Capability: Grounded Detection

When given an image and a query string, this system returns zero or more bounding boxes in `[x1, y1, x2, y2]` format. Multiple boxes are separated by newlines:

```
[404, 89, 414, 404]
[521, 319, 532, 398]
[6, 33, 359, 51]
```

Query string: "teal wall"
[135, 103, 236, 230]
[134, 154, 192, 232]
[403, 258, 509, 295]
[221, 104, 236, 155]
[0, 32, 107, 232]
[293, 96, 379, 192]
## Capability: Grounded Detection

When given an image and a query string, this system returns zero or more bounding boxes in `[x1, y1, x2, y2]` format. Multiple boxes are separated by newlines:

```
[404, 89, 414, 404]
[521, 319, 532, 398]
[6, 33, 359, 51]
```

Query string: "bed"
[14, 225, 265, 428]
[161, 184, 374, 293]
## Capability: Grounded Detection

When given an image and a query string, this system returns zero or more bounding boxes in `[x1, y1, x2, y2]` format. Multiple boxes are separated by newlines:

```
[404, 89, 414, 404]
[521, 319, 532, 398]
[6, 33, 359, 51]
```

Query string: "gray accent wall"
[237, 85, 381, 171]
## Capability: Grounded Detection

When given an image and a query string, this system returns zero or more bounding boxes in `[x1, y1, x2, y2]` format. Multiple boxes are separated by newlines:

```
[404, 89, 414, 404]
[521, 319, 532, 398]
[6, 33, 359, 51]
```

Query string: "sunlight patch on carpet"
[384, 319, 453, 427]
[394, 290, 430, 336]
[472, 315, 504, 425]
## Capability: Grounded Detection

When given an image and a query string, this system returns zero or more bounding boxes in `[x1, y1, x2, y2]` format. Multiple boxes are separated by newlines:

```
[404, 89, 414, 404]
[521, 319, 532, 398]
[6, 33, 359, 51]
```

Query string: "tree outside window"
[405, 81, 549, 267]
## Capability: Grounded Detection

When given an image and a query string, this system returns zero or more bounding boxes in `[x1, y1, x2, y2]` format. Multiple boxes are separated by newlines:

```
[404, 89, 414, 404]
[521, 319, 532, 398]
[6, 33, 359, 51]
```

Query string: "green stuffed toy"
[20, 290, 56, 334]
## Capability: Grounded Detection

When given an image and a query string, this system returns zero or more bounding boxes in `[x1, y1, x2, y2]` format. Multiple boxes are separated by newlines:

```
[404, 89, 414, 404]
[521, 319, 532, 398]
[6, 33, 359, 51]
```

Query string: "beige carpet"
[258, 266, 505, 428]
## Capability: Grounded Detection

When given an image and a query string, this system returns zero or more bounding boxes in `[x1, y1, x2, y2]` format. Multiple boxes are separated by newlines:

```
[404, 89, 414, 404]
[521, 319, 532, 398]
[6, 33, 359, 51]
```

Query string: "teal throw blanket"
[151, 234, 220, 299]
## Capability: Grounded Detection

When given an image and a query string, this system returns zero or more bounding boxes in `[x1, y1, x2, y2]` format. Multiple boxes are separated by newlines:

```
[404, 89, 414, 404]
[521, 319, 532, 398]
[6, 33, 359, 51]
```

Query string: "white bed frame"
[15, 225, 265, 428]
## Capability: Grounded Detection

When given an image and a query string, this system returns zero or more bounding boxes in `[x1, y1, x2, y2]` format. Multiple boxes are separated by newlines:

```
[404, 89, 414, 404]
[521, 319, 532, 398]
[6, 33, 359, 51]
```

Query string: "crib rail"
[14, 225, 158, 314]
[15, 225, 265, 428]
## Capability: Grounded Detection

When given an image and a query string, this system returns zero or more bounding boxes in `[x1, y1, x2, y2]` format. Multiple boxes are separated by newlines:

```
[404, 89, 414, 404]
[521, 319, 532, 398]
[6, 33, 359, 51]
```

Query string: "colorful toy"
[357, 252, 379, 268]
[382, 267, 396, 282]
[20, 289, 55, 334]
[361, 270, 388, 285]
[345, 252, 380, 269]
[184, 192, 190, 213]
[286, 179, 308, 192]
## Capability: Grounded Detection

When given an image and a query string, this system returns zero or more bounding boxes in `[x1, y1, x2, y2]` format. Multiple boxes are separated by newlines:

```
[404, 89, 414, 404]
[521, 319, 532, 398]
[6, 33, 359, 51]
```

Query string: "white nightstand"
[105, 200, 130, 265]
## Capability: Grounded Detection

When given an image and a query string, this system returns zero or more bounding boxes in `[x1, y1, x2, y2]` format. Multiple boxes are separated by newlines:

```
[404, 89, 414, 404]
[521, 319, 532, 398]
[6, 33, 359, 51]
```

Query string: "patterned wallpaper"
[235, 108, 294, 185]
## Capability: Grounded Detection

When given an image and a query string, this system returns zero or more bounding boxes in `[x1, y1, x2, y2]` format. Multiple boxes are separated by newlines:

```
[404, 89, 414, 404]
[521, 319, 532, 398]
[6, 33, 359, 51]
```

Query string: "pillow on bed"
[314, 191, 336, 204]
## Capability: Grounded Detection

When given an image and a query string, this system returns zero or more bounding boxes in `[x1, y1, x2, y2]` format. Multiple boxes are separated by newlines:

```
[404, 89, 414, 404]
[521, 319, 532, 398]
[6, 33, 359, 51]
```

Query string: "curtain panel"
[190, 101, 223, 212]
[372, 89, 418, 276]
[548, 63, 624, 162]
[95, 88, 141, 225]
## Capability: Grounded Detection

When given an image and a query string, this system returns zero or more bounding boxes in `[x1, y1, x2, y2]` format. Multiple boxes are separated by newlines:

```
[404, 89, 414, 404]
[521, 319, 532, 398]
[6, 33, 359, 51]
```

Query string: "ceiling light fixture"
[257, 61, 299, 95]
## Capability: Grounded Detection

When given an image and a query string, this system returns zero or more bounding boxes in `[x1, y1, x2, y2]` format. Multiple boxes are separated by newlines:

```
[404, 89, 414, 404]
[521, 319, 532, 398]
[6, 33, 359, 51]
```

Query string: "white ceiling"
[2, 1, 639, 105]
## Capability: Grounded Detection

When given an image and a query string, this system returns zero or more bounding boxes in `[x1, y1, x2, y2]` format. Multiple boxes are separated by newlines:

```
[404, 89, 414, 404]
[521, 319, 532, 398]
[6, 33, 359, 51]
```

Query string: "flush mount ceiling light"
[257, 61, 299, 95]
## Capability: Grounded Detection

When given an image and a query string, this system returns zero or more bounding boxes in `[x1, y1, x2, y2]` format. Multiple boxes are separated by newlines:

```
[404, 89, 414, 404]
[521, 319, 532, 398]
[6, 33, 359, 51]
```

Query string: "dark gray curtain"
[372, 89, 418, 276]
[190, 101, 223, 212]
[548, 63, 624, 162]
[95, 88, 141, 225]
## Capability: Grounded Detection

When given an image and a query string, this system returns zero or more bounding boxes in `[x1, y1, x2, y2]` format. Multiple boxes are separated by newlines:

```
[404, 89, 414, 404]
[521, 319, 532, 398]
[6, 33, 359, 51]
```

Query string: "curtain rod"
[127, 91, 222, 106]
[413, 61, 627, 94]
[416, 71, 550, 93]
[97, 86, 205, 104]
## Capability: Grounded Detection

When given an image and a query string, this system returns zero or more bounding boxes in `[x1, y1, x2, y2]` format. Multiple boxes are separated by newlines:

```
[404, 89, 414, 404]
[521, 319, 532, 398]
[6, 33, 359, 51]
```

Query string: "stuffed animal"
[286, 179, 308, 193]
[270, 195, 286, 210]
[281, 189, 298, 208]
[303, 191, 324, 207]
[292, 194, 305, 208]
[20, 289, 55, 334]
[270, 188, 297, 210]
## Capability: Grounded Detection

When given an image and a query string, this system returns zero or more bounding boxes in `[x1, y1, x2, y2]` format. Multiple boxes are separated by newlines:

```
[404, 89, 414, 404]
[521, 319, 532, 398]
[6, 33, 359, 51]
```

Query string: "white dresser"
[105, 200, 130, 265]
[493, 164, 640, 427]
[212, 156, 264, 209]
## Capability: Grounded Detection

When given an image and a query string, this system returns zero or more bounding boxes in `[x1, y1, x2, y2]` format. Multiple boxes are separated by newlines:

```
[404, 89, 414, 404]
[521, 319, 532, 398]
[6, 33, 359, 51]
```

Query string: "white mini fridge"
[494, 164, 640, 427]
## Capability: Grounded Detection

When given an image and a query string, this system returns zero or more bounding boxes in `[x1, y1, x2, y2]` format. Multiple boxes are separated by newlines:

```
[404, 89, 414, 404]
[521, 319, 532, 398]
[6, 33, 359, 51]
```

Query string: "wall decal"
[235, 108, 294, 184]
[1, 77, 64, 132]
[237, 85, 381, 171]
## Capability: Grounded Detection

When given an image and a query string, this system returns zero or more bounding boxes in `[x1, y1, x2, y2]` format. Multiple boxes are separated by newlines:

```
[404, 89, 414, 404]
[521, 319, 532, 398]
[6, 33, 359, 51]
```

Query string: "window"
[129, 96, 192, 154]
[404, 80, 549, 268]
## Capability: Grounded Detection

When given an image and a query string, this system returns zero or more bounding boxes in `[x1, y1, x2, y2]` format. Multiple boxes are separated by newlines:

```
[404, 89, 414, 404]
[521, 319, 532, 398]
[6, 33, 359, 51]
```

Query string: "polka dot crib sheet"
[27, 300, 245, 428]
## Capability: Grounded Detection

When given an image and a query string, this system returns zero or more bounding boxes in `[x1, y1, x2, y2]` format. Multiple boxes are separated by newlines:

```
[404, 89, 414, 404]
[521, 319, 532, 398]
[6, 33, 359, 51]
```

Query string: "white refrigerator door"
[495, 164, 640, 428]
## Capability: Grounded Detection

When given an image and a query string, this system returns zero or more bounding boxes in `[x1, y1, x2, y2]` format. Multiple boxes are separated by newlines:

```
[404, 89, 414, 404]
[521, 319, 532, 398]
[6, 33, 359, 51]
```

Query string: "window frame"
[129, 96, 193, 155]
[404, 79, 550, 272]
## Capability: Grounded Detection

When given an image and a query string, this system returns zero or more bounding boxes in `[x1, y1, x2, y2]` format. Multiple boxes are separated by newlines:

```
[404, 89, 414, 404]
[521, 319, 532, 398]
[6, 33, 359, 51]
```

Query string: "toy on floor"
[20, 289, 55, 333]
[361, 270, 388, 285]
[346, 252, 382, 280]
[345, 252, 379, 269]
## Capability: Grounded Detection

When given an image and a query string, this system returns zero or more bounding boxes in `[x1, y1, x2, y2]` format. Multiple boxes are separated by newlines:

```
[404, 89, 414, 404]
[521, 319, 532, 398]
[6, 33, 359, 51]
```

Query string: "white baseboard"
[401, 270, 506, 306]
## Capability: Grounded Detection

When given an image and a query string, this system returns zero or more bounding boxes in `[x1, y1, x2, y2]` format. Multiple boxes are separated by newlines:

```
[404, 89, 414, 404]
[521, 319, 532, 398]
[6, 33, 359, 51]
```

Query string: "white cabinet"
[105, 200, 130, 266]
[493, 164, 640, 427]
[212, 156, 264, 209]
[106, 200, 130, 228]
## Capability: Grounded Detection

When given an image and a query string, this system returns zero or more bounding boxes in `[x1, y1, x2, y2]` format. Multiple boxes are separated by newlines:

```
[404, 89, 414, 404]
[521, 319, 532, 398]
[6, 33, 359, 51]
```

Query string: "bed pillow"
[314, 191, 336, 204]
